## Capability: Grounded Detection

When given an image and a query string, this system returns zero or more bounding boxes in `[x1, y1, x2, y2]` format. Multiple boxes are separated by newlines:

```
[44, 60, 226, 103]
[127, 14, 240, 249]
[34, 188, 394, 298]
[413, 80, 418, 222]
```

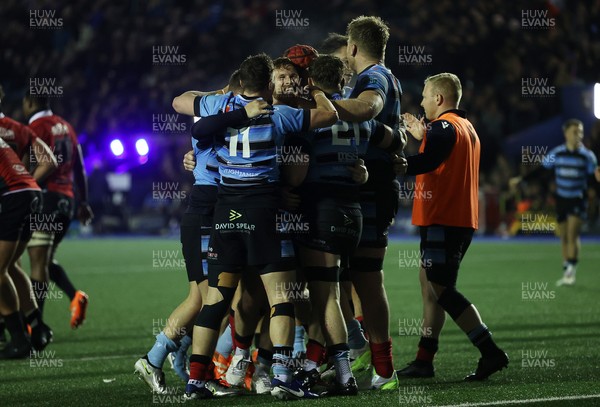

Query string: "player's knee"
[349, 257, 383, 273]
[304, 266, 339, 282]
[195, 285, 236, 330]
[436, 287, 471, 321]
[270, 302, 295, 320]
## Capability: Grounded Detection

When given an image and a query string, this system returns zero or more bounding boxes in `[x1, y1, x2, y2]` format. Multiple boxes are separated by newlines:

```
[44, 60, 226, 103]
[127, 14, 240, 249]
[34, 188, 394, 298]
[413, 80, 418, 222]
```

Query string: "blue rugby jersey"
[191, 136, 220, 186]
[348, 64, 402, 184]
[197, 92, 308, 187]
[348, 64, 402, 129]
[303, 93, 381, 193]
[542, 144, 598, 199]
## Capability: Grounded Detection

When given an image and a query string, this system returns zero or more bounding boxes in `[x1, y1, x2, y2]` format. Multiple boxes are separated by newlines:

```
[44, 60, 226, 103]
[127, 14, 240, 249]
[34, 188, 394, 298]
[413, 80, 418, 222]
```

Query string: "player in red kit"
[0, 137, 43, 358]
[23, 91, 93, 329]
[0, 85, 56, 350]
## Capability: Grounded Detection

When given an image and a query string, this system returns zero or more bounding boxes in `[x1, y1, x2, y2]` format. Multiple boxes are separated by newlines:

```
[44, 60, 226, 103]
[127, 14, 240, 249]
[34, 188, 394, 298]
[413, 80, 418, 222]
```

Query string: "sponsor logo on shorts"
[207, 247, 218, 260]
[343, 214, 353, 226]
[229, 209, 242, 221]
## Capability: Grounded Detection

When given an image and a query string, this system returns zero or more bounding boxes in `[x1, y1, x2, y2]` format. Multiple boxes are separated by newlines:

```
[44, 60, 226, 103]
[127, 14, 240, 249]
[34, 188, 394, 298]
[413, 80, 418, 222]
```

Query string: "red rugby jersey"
[28, 110, 79, 198]
[0, 113, 37, 159]
[0, 137, 40, 195]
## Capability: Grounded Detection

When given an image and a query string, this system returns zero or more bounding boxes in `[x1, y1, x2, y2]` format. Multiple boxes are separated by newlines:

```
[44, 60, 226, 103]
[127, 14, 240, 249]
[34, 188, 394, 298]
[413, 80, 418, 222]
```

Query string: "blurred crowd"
[1, 0, 599, 234]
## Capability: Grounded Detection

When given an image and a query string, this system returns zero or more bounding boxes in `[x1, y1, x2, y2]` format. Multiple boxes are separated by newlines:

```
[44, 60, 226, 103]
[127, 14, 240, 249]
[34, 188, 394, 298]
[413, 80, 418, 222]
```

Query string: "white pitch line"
[435, 393, 600, 407]
[64, 354, 138, 362]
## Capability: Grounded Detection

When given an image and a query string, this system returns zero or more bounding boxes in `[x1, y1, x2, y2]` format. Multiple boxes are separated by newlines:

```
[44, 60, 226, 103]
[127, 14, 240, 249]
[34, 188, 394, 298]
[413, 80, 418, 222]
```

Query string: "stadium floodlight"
[595, 83, 600, 120]
[110, 139, 124, 156]
[135, 138, 149, 156]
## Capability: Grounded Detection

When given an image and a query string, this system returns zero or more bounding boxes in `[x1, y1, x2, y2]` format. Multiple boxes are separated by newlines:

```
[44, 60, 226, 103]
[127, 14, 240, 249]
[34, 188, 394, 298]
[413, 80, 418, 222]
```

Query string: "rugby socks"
[565, 258, 578, 277]
[147, 332, 179, 368]
[228, 309, 236, 344]
[304, 339, 326, 371]
[4, 312, 29, 343]
[346, 318, 367, 350]
[215, 324, 233, 357]
[233, 332, 253, 358]
[370, 339, 394, 378]
[293, 325, 306, 357]
[49, 262, 76, 300]
[416, 336, 438, 363]
[256, 347, 273, 373]
[31, 279, 47, 313]
[189, 354, 211, 387]
[179, 333, 192, 355]
[329, 343, 352, 384]
[468, 323, 501, 357]
[272, 345, 293, 382]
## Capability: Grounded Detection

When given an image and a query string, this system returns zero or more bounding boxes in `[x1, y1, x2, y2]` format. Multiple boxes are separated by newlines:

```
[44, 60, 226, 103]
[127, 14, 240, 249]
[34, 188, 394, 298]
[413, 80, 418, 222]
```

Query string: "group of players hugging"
[130, 15, 509, 401]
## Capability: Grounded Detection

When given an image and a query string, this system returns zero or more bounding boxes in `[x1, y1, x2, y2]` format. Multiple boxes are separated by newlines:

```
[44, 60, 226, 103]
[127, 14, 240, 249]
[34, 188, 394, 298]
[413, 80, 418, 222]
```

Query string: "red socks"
[370, 338, 394, 378]
[306, 339, 327, 366]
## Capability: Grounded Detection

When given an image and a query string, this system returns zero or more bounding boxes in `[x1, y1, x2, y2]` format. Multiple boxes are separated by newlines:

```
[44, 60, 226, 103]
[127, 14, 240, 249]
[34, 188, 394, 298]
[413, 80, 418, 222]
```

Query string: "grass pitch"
[2, 237, 600, 406]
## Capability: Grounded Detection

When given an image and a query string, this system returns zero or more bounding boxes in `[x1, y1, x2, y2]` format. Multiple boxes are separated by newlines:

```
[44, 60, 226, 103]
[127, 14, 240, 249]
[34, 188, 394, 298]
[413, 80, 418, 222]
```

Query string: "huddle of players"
[134, 16, 408, 400]
[136, 14, 511, 401]
[0, 86, 92, 359]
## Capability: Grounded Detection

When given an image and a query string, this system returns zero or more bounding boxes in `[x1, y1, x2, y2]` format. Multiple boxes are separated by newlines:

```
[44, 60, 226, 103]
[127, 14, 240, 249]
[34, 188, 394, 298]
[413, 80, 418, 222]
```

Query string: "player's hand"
[244, 100, 273, 118]
[307, 78, 324, 96]
[77, 203, 94, 226]
[280, 186, 301, 211]
[183, 150, 196, 171]
[402, 113, 426, 141]
[393, 155, 408, 175]
[348, 159, 369, 184]
[595, 166, 600, 183]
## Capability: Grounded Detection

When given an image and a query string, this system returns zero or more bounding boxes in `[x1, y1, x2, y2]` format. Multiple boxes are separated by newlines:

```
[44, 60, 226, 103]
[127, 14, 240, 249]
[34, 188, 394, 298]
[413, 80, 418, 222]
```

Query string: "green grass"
[2, 238, 600, 406]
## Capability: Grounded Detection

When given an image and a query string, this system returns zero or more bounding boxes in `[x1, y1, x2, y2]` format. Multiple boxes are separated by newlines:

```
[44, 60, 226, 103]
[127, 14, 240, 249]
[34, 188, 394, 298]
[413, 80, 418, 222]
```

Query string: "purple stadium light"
[135, 138, 149, 156]
[110, 139, 124, 157]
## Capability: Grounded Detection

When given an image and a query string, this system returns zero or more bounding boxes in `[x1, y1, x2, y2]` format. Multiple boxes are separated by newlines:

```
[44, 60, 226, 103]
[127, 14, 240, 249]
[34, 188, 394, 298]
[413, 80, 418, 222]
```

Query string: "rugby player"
[291, 55, 405, 396]
[397, 73, 508, 381]
[171, 53, 338, 400]
[0, 137, 42, 358]
[318, 33, 371, 379]
[511, 119, 600, 286]
[0, 86, 56, 350]
[543, 120, 599, 285]
[135, 73, 252, 394]
[328, 16, 404, 388]
[23, 92, 93, 329]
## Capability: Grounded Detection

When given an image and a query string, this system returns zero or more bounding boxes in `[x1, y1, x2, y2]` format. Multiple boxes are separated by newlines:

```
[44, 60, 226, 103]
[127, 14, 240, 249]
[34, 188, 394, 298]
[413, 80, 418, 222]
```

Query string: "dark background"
[1, 0, 599, 235]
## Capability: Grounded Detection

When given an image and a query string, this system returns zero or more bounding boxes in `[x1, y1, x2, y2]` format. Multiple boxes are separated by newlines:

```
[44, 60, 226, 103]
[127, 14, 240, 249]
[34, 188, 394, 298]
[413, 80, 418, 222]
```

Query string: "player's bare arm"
[308, 87, 339, 130]
[190, 100, 273, 140]
[30, 138, 58, 183]
[331, 90, 383, 122]
[172, 89, 226, 116]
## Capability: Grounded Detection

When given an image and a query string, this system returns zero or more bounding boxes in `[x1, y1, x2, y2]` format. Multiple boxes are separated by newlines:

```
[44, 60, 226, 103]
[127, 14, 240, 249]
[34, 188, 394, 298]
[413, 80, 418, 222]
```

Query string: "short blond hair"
[346, 16, 389, 60]
[425, 73, 462, 106]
